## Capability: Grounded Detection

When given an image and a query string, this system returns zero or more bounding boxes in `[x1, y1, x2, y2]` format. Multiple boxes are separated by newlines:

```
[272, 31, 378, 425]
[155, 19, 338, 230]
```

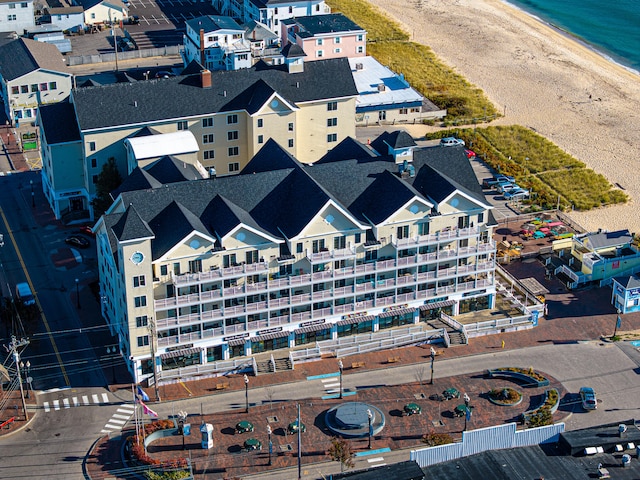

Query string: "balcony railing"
[393, 226, 480, 248]
[172, 261, 269, 286]
[307, 246, 356, 263]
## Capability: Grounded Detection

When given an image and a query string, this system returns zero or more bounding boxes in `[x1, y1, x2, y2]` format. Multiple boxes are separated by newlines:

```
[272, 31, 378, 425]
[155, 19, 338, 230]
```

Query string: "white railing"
[465, 315, 534, 337]
[440, 312, 468, 344]
[155, 357, 255, 384]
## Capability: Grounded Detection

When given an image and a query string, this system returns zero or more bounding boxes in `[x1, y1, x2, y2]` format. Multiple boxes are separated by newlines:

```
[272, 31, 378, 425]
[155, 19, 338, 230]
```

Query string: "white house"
[0, 0, 35, 34]
[183, 15, 251, 71]
[77, 0, 127, 25]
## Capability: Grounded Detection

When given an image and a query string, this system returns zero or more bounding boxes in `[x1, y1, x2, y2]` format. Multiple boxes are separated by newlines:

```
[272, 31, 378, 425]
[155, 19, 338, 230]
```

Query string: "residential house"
[281, 13, 366, 60]
[93, 131, 496, 384]
[611, 274, 640, 314]
[78, 0, 127, 25]
[0, 0, 35, 34]
[244, 19, 280, 62]
[26, 24, 73, 53]
[42, 6, 85, 32]
[243, 0, 330, 35]
[37, 56, 358, 222]
[349, 56, 446, 125]
[183, 15, 251, 71]
[0, 37, 72, 125]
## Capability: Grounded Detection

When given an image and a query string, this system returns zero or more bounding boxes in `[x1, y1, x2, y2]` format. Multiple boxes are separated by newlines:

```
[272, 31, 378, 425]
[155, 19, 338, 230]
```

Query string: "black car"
[65, 235, 90, 249]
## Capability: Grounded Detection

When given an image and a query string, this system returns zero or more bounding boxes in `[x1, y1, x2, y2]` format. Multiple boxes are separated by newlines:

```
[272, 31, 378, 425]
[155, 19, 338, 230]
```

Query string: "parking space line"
[72, 396, 79, 407]
[63, 398, 70, 409]
[53, 400, 60, 410]
[43, 402, 50, 412]
[101, 393, 109, 403]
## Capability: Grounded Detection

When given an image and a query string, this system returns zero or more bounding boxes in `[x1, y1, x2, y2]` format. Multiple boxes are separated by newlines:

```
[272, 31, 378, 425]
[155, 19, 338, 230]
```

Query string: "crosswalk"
[101, 404, 136, 434]
[43, 392, 109, 412]
[321, 377, 341, 395]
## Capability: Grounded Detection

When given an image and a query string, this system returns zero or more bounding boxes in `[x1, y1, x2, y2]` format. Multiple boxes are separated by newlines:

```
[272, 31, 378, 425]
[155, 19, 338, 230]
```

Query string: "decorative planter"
[521, 388, 560, 425]
[486, 367, 550, 387]
[488, 387, 523, 407]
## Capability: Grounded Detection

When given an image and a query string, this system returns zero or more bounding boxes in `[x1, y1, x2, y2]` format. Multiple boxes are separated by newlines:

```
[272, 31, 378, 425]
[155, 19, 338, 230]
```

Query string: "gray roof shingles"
[0, 38, 68, 81]
[287, 13, 364, 38]
[38, 101, 80, 144]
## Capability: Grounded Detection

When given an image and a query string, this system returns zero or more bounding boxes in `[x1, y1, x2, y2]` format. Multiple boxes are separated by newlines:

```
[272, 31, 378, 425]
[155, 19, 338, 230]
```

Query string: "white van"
[15, 282, 35, 306]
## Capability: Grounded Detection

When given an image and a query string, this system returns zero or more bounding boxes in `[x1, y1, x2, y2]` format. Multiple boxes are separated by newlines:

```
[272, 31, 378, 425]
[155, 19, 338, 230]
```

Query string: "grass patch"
[425, 125, 628, 211]
[327, 0, 497, 123]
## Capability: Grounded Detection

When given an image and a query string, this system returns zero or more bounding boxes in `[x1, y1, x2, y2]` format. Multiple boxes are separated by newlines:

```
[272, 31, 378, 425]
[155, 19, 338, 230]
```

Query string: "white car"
[440, 137, 465, 147]
[579, 387, 597, 410]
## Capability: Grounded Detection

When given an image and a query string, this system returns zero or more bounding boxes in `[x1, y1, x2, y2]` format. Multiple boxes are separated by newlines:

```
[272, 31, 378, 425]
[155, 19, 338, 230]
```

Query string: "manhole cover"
[432, 420, 445, 427]
[414, 393, 426, 400]
[267, 416, 279, 423]
[279, 444, 293, 452]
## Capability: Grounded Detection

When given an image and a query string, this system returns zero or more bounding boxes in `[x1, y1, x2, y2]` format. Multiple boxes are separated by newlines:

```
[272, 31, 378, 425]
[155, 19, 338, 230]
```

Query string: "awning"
[159, 347, 202, 360]
[419, 299, 456, 311]
[337, 315, 375, 326]
[228, 338, 248, 347]
[378, 307, 416, 318]
[251, 331, 290, 342]
[294, 323, 331, 335]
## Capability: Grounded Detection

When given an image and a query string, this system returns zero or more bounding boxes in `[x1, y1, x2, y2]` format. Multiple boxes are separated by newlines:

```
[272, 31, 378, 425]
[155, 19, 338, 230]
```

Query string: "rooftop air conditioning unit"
[377, 83, 385, 92]
[355, 63, 363, 70]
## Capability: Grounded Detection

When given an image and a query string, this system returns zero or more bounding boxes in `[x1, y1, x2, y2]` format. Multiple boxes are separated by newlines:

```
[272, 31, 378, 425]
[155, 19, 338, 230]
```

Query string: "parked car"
[127, 15, 139, 25]
[495, 175, 515, 183]
[497, 183, 519, 194]
[440, 137, 465, 147]
[65, 234, 90, 248]
[78, 225, 95, 237]
[504, 188, 530, 200]
[155, 70, 175, 79]
[465, 149, 476, 158]
[579, 387, 597, 410]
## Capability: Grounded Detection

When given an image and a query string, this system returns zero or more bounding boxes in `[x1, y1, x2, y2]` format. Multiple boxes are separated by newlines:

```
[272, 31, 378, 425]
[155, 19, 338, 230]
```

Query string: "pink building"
[281, 13, 366, 61]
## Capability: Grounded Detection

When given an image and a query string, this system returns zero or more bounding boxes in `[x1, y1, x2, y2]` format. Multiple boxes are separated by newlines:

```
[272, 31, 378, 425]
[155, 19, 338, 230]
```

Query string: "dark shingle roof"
[0, 38, 68, 81]
[242, 138, 300, 173]
[148, 200, 209, 258]
[370, 131, 416, 155]
[38, 101, 80, 144]
[281, 43, 306, 58]
[111, 204, 154, 242]
[185, 15, 242, 34]
[315, 137, 376, 164]
[72, 58, 357, 131]
[613, 274, 640, 289]
[288, 14, 364, 38]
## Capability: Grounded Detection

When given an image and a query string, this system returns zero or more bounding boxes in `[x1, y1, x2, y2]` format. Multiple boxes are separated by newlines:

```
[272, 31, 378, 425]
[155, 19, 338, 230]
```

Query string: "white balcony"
[307, 246, 356, 263]
[312, 306, 332, 319]
[334, 303, 356, 315]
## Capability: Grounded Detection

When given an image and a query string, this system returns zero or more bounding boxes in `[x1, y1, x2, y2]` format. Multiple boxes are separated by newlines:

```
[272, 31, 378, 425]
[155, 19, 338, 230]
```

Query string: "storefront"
[160, 346, 202, 371]
[458, 293, 490, 314]
[250, 329, 290, 353]
[419, 299, 455, 320]
[294, 321, 332, 345]
[336, 315, 375, 337]
[378, 307, 415, 330]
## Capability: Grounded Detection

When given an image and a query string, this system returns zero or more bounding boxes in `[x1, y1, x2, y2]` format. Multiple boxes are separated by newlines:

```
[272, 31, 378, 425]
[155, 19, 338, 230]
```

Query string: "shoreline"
[365, 0, 640, 233]
[501, 0, 640, 77]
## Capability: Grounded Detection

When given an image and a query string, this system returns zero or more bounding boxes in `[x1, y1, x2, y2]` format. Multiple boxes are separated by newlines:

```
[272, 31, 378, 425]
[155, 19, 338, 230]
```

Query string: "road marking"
[63, 398, 70, 409]
[322, 391, 357, 400]
[307, 372, 339, 381]
[101, 393, 109, 403]
[113, 414, 130, 420]
[72, 397, 79, 406]
[355, 447, 391, 457]
[325, 389, 339, 393]
[104, 423, 121, 430]
[324, 382, 340, 388]
[118, 407, 135, 414]
[367, 457, 384, 463]
[82, 395, 89, 405]
[92, 394, 99, 404]
[53, 400, 60, 410]
[108, 418, 126, 425]
[43, 402, 50, 412]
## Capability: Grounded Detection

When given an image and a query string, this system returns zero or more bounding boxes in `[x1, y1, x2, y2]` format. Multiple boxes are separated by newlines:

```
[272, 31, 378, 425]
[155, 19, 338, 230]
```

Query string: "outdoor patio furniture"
[443, 388, 460, 400]
[236, 421, 254, 434]
[454, 404, 469, 417]
[244, 438, 262, 451]
[404, 403, 422, 415]
[287, 420, 306, 434]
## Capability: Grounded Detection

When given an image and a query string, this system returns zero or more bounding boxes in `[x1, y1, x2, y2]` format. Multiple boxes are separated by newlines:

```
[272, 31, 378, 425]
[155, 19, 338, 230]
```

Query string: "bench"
[351, 361, 366, 369]
[215, 382, 230, 391]
[387, 356, 401, 364]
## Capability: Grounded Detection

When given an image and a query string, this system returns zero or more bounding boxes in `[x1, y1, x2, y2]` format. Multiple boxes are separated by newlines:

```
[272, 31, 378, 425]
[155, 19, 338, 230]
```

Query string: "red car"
[465, 149, 476, 159]
[78, 225, 95, 237]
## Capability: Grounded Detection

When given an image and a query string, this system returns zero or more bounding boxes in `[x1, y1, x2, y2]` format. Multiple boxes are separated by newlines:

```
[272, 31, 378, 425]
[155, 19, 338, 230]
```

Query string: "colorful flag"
[138, 400, 158, 417]
[137, 386, 150, 402]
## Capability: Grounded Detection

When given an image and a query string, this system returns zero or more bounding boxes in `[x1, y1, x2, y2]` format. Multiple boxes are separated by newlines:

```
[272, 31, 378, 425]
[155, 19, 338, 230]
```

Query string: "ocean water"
[506, 0, 640, 73]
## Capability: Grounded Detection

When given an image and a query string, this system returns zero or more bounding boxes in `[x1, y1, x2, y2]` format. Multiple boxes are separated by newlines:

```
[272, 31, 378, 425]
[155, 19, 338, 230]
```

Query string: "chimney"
[201, 69, 212, 89]
[199, 28, 205, 66]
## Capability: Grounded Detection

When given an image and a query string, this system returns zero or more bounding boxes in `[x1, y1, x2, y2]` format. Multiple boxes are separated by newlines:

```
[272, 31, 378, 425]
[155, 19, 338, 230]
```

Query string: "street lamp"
[367, 409, 373, 449]
[338, 359, 343, 399]
[463, 393, 470, 408]
[19, 361, 30, 399]
[267, 424, 272, 466]
[177, 410, 188, 450]
[429, 346, 436, 385]
[25, 361, 32, 398]
[244, 374, 249, 413]
[613, 309, 622, 339]
[75, 278, 80, 309]
[30, 179, 35, 208]
[106, 346, 117, 384]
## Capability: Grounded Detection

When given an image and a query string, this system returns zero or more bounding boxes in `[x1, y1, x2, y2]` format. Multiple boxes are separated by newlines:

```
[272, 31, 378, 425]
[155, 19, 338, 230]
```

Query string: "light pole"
[19, 361, 30, 399]
[429, 346, 436, 385]
[244, 374, 249, 413]
[463, 393, 470, 408]
[613, 309, 622, 339]
[177, 410, 188, 450]
[106, 346, 117, 384]
[338, 359, 343, 399]
[367, 409, 373, 449]
[75, 278, 80, 309]
[267, 424, 272, 466]
[30, 179, 34, 208]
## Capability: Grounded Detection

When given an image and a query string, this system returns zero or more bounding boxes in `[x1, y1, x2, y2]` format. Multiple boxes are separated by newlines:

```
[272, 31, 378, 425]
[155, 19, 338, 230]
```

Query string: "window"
[289, 6, 292, 13]
[39, 83, 48, 91]
[20, 85, 28, 93]
[418, 223, 430, 236]
[177, 120, 188, 130]
[357, 45, 364, 54]
[257, 118, 263, 128]
[458, 216, 470, 229]
[91, 158, 97, 168]
[399, 108, 408, 115]
[354, 233, 361, 243]
[357, 34, 364, 42]
[227, 130, 239, 141]
[173, 262, 180, 274]
[411, 107, 420, 113]
[160, 265, 168, 276]
[228, 146, 239, 156]
[257, 135, 264, 144]
[334, 236, 346, 249]
[288, 139, 294, 148]
[397, 225, 409, 239]
[20, 2, 27, 6]
[288, 122, 294, 131]
[245, 250, 259, 264]
[334, 48, 341, 54]
[88, 141, 96, 151]
[478, 212, 484, 223]
[30, 84, 38, 92]
[133, 275, 146, 287]
[204, 150, 215, 159]
[188, 259, 202, 273]
[316, 4, 319, 11]
[136, 315, 148, 328]
[316, 38, 323, 46]
[296, 243, 303, 253]
[202, 117, 213, 127]
[7, 14, 15, 20]
[316, 50, 324, 58]
[274, 19, 278, 25]
[203, 134, 214, 144]
[212, 35, 218, 42]
[223, 254, 236, 268]
[378, 111, 387, 121]
[334, 37, 341, 44]
[312, 239, 325, 253]
[8, 3, 15, 8]
[327, 133, 337, 142]
[227, 114, 238, 124]
[228, 162, 239, 172]
[207, 36, 213, 41]
[137, 335, 149, 347]
[327, 118, 337, 127]
[327, 101, 337, 111]
[134, 296, 147, 307]
[49, 81, 57, 90]
[11, 86, 18, 95]
[91, 12, 95, 19]
[274, 7, 278, 14]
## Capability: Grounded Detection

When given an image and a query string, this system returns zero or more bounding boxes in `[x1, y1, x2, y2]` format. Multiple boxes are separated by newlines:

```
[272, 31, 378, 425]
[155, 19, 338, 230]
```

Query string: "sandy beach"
[365, 0, 640, 233]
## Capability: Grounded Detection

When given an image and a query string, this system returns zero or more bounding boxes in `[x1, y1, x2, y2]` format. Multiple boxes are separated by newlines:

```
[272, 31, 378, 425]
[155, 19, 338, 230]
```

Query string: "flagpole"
[132, 384, 139, 440]
[297, 403, 302, 480]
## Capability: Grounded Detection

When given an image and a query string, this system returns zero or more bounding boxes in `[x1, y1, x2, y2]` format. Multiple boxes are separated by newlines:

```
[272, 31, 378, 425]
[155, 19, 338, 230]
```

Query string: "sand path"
[365, 0, 640, 232]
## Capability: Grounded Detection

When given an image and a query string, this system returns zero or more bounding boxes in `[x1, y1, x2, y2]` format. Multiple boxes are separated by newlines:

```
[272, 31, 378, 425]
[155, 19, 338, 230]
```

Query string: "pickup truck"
[483, 175, 516, 189]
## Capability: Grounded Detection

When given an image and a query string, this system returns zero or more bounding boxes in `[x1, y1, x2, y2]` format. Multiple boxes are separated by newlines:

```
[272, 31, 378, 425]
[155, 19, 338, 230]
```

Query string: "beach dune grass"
[327, 0, 497, 122]
[427, 125, 628, 211]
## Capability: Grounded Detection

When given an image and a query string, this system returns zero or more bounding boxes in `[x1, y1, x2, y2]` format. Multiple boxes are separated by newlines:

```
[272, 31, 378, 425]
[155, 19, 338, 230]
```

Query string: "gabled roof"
[78, 0, 126, 11]
[145, 156, 203, 183]
[242, 138, 300, 173]
[372, 130, 416, 151]
[149, 200, 209, 259]
[204, 194, 273, 241]
[0, 38, 68, 81]
[580, 229, 633, 250]
[286, 13, 364, 38]
[78, 78, 102, 87]
[315, 137, 375, 164]
[181, 60, 204, 75]
[613, 274, 640, 290]
[412, 163, 488, 208]
[111, 204, 154, 242]
[281, 42, 306, 58]
[186, 15, 242, 34]
[38, 101, 80, 145]
[71, 57, 356, 131]
[244, 20, 278, 42]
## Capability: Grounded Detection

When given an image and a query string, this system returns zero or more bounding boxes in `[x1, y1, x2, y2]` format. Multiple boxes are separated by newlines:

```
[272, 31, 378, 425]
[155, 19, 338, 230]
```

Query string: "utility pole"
[148, 317, 160, 401]
[10, 336, 30, 421]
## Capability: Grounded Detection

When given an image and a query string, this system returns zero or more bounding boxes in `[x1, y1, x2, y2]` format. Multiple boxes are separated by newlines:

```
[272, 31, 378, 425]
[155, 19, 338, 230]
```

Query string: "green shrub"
[422, 432, 454, 446]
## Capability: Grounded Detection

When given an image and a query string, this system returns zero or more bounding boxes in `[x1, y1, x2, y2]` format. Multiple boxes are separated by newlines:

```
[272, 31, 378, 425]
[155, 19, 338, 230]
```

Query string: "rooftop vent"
[355, 63, 363, 70]
[377, 83, 385, 92]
